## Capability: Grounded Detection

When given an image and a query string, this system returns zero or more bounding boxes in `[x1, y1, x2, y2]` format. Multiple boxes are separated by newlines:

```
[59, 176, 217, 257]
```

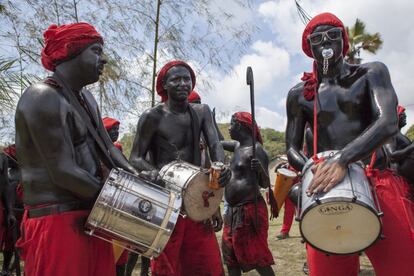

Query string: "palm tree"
[346, 18, 383, 64]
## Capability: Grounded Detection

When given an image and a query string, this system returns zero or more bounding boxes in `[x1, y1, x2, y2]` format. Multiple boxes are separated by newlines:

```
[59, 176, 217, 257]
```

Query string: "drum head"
[183, 172, 224, 222]
[300, 201, 381, 255]
[277, 167, 297, 178]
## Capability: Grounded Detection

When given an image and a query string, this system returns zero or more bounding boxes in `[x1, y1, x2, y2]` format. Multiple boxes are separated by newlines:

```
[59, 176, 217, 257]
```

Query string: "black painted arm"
[201, 104, 225, 163]
[21, 88, 101, 200]
[338, 62, 399, 166]
[285, 88, 307, 171]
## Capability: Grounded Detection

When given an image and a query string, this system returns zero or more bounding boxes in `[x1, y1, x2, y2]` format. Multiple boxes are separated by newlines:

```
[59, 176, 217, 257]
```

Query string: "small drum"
[85, 169, 181, 258]
[159, 160, 224, 222]
[299, 151, 382, 255]
[273, 167, 297, 210]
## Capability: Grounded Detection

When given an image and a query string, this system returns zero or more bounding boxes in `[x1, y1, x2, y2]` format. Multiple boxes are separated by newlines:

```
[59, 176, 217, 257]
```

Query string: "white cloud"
[199, 40, 290, 125]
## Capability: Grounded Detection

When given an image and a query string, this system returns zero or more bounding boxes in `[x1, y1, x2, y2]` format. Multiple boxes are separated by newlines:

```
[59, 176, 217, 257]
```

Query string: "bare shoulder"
[138, 103, 164, 125]
[361, 61, 390, 76]
[287, 81, 305, 108]
[17, 81, 63, 115]
[190, 103, 212, 118]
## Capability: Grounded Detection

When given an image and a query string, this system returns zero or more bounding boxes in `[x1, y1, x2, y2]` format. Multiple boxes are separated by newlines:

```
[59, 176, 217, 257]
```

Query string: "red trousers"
[151, 216, 224, 276]
[280, 198, 295, 234]
[16, 210, 116, 276]
[307, 170, 414, 276]
[222, 199, 274, 272]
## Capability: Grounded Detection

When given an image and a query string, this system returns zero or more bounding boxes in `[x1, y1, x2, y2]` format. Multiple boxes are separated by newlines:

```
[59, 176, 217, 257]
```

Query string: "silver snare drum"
[85, 169, 182, 258]
[159, 160, 224, 222]
[299, 151, 382, 255]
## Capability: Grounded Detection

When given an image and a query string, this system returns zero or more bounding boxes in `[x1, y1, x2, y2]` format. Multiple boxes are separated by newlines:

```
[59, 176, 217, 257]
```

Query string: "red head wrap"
[102, 117, 120, 130]
[397, 105, 406, 115]
[156, 60, 196, 103]
[233, 112, 263, 144]
[41, 22, 103, 71]
[188, 90, 201, 103]
[301, 13, 349, 101]
[3, 144, 17, 161]
[302, 12, 349, 58]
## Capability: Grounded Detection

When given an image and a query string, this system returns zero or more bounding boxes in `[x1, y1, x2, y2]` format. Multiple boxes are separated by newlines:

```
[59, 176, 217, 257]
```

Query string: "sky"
[188, 0, 414, 133]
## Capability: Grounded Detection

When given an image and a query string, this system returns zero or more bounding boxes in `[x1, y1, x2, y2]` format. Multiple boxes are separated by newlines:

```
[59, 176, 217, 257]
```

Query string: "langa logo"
[318, 203, 353, 215]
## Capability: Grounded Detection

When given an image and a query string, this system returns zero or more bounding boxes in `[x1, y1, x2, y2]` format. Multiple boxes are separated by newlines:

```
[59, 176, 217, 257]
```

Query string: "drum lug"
[380, 234, 386, 240]
[352, 196, 357, 202]
[300, 239, 305, 244]
[377, 211, 384, 217]
[315, 197, 321, 204]
[295, 216, 301, 222]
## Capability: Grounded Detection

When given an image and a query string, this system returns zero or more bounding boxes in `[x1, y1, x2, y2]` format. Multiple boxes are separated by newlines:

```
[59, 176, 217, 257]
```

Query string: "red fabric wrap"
[302, 12, 349, 58]
[151, 216, 224, 276]
[3, 144, 17, 161]
[102, 117, 120, 130]
[234, 112, 263, 144]
[188, 90, 201, 103]
[41, 22, 103, 71]
[16, 210, 116, 276]
[114, 142, 123, 152]
[156, 60, 196, 103]
[307, 170, 414, 276]
[398, 105, 406, 115]
[222, 199, 274, 271]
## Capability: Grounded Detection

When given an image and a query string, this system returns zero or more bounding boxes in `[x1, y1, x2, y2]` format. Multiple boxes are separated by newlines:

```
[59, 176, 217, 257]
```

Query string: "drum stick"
[246, 66, 256, 158]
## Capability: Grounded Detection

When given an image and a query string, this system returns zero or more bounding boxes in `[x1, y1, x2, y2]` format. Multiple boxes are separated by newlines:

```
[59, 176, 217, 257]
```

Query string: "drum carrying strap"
[188, 105, 201, 166]
[53, 73, 117, 170]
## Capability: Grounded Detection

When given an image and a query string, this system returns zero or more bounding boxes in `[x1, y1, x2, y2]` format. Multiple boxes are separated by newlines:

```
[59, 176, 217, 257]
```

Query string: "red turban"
[3, 144, 17, 161]
[102, 117, 120, 130]
[156, 60, 196, 103]
[41, 22, 103, 71]
[398, 105, 406, 115]
[188, 90, 201, 103]
[234, 112, 263, 144]
[302, 12, 349, 58]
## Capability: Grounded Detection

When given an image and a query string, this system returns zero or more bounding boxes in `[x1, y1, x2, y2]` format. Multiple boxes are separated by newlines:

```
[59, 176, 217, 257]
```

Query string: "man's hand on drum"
[218, 166, 231, 187]
[140, 169, 164, 186]
[307, 160, 346, 195]
[210, 208, 223, 232]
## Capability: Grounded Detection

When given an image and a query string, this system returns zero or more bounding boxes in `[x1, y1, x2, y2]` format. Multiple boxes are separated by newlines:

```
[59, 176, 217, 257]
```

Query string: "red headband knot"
[156, 60, 196, 103]
[102, 117, 120, 130]
[41, 22, 103, 71]
[3, 144, 17, 160]
[234, 112, 263, 144]
[188, 90, 201, 103]
[398, 105, 406, 115]
[302, 12, 349, 58]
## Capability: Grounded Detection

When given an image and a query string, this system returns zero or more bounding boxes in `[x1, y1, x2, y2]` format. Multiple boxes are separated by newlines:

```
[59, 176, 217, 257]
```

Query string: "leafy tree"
[345, 18, 383, 64]
[405, 124, 414, 141]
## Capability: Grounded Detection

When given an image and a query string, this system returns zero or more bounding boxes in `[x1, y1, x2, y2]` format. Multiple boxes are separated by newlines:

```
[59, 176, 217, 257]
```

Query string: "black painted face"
[310, 25, 343, 63]
[163, 66, 192, 102]
[399, 112, 407, 129]
[229, 116, 240, 140]
[107, 124, 119, 142]
[77, 43, 107, 84]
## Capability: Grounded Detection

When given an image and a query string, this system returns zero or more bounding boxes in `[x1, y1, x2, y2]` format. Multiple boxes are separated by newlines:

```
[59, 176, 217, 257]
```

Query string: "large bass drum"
[85, 169, 181, 258]
[299, 151, 382, 255]
[159, 160, 224, 222]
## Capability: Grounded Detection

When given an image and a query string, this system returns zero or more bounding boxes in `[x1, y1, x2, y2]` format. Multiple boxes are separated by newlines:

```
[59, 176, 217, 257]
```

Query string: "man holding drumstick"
[285, 12, 414, 276]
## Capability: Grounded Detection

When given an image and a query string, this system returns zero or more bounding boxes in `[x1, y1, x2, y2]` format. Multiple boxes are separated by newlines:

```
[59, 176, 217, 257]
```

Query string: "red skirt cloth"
[307, 169, 414, 276]
[116, 250, 129, 266]
[151, 216, 224, 276]
[16, 210, 116, 276]
[221, 198, 274, 272]
[280, 197, 295, 235]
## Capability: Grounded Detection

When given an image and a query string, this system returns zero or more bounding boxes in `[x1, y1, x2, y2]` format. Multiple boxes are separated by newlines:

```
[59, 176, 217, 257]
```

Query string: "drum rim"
[299, 196, 382, 255]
